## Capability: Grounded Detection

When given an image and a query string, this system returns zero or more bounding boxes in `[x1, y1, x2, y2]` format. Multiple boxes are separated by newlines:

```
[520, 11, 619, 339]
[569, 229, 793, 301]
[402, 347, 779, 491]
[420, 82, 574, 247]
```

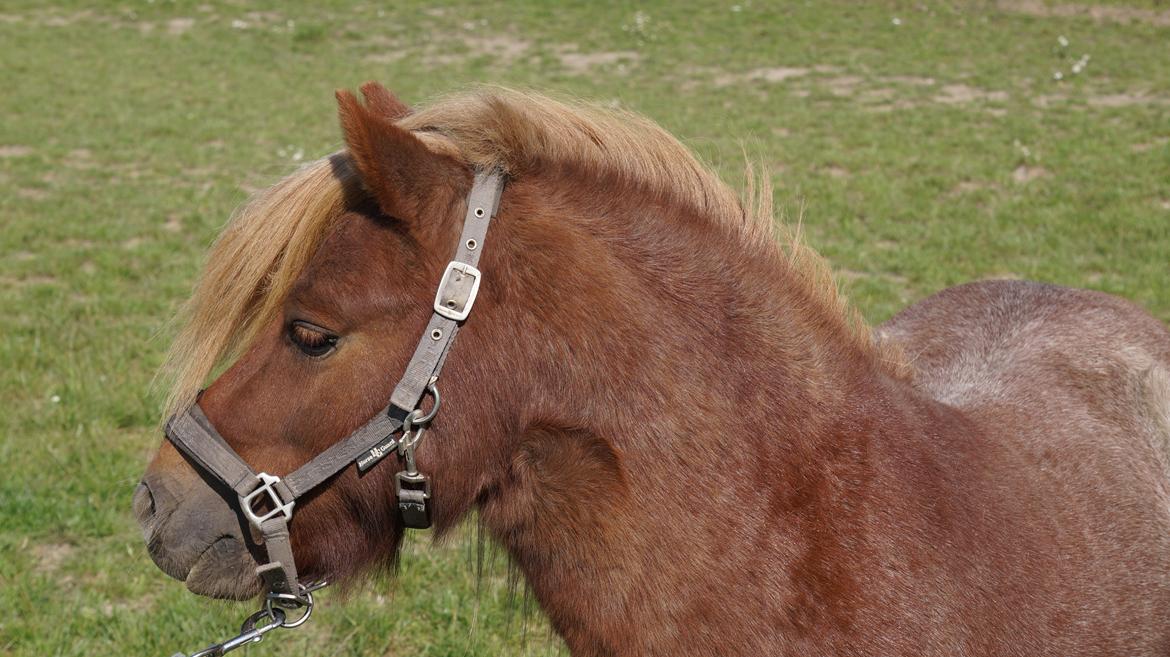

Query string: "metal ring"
[267, 591, 315, 626]
[407, 382, 441, 427]
[474, 207, 485, 218]
[279, 603, 314, 629]
[242, 606, 286, 633]
[265, 589, 314, 628]
[466, 238, 478, 250]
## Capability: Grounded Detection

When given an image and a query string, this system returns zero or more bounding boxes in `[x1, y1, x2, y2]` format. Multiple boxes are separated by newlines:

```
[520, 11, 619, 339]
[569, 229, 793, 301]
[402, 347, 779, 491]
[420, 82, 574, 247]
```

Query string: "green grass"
[2, 1, 1168, 655]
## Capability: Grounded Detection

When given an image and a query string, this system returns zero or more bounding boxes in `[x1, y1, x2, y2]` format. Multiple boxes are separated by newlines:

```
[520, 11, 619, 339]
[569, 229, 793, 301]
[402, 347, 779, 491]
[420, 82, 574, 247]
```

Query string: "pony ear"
[336, 84, 467, 240]
[358, 81, 412, 120]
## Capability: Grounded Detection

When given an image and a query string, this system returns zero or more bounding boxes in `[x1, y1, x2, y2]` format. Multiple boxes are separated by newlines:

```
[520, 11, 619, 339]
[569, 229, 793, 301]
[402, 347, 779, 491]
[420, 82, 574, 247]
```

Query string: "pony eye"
[288, 321, 339, 358]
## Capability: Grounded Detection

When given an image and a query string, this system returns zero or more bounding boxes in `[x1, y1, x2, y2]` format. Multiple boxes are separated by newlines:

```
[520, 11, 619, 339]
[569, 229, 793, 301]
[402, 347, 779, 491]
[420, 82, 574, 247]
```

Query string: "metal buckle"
[239, 472, 295, 530]
[433, 261, 481, 321]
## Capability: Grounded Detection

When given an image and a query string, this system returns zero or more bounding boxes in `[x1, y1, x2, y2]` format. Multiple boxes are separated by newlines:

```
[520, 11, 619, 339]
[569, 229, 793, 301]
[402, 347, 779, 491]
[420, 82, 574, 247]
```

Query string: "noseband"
[163, 170, 505, 656]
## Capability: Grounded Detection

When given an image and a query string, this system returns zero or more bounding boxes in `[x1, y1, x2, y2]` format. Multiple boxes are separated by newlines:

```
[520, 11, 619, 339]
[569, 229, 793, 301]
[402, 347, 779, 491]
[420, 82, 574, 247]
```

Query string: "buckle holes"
[445, 300, 457, 308]
[474, 207, 485, 218]
[430, 329, 443, 340]
[466, 238, 478, 250]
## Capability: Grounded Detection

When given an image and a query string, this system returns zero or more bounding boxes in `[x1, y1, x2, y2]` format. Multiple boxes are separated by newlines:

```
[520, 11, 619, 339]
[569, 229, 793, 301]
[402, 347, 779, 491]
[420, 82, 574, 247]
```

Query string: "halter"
[164, 169, 505, 657]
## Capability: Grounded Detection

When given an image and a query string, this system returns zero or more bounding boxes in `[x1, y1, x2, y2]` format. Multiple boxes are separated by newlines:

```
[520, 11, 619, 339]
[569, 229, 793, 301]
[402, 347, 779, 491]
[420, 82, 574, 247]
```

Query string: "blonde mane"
[160, 87, 898, 419]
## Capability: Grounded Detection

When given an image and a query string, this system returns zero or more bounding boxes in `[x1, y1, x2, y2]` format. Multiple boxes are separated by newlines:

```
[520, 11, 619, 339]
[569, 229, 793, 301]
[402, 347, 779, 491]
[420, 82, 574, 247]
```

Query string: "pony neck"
[462, 176, 905, 655]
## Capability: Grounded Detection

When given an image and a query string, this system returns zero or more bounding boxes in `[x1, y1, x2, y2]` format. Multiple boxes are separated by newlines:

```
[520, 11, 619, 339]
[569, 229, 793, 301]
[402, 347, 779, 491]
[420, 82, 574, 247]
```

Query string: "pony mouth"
[183, 536, 263, 601]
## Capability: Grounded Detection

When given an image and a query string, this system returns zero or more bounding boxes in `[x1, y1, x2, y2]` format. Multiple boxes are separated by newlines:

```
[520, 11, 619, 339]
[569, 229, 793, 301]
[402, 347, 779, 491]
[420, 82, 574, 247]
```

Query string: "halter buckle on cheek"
[433, 261, 481, 321]
[240, 472, 295, 529]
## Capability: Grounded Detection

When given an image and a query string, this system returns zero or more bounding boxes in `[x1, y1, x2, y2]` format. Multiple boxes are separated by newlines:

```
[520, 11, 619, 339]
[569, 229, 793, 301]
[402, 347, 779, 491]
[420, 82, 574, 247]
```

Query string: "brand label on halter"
[356, 436, 399, 473]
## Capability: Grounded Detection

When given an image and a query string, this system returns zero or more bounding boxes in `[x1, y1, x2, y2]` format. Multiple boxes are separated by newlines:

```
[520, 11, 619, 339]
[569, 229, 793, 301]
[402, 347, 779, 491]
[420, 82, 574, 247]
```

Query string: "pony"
[135, 82, 1170, 656]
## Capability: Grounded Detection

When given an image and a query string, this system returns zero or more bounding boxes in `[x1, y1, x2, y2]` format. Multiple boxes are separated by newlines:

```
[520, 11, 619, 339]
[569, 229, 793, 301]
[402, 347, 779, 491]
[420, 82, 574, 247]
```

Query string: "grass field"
[2, 1, 1168, 655]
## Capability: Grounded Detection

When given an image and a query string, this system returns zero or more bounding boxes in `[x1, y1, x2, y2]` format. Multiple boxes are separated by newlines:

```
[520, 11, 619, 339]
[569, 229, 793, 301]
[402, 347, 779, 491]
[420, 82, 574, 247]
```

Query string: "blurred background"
[2, 1, 1168, 655]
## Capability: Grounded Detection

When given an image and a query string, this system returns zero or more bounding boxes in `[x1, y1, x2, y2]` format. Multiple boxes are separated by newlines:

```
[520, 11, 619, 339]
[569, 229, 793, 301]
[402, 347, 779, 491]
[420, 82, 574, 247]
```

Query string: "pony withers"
[136, 83, 1170, 656]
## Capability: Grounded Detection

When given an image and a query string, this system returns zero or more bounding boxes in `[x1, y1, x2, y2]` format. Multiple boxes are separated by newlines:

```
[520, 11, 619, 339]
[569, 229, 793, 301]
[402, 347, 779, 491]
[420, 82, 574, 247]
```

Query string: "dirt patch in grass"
[1132, 138, 1169, 153]
[880, 75, 937, 87]
[997, 0, 1170, 27]
[41, 10, 97, 27]
[1031, 91, 1170, 109]
[860, 88, 897, 103]
[949, 180, 994, 197]
[465, 34, 531, 64]
[1, 273, 58, 286]
[935, 84, 1009, 105]
[557, 47, 640, 74]
[32, 541, 75, 573]
[743, 67, 809, 84]
[167, 17, 195, 36]
[1088, 93, 1170, 108]
[0, 145, 33, 158]
[821, 165, 850, 179]
[413, 32, 533, 69]
[1012, 164, 1050, 184]
[709, 66, 813, 88]
[824, 76, 864, 97]
[65, 149, 96, 169]
[867, 99, 918, 113]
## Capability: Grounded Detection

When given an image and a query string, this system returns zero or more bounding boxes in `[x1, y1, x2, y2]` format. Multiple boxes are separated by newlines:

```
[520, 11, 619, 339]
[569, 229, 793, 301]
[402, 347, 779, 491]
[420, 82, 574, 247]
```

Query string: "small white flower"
[731, 4, 742, 12]
[50, 395, 61, 403]
[1071, 63, 1083, 74]
[1057, 35, 1069, 48]
[891, 17, 902, 25]
[231, 19, 247, 29]
[1053, 71, 1063, 80]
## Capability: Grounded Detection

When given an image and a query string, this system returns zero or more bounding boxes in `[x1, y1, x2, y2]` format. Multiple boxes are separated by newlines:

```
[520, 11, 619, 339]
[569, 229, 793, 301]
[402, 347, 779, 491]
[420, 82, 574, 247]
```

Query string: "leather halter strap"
[164, 169, 505, 600]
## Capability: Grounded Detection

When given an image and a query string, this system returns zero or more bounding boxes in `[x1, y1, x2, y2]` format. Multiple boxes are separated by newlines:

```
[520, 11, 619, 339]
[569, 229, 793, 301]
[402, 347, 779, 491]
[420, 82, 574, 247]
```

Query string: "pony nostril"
[133, 481, 156, 524]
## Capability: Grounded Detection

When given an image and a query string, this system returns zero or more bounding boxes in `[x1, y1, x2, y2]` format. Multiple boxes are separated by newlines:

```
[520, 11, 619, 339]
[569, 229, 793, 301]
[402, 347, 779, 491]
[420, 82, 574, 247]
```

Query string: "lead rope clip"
[395, 382, 437, 529]
[169, 583, 325, 657]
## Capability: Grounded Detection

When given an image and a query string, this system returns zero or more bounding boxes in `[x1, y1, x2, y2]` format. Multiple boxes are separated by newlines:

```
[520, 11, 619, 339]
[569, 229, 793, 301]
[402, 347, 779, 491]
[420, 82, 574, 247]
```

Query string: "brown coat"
[138, 84, 1170, 656]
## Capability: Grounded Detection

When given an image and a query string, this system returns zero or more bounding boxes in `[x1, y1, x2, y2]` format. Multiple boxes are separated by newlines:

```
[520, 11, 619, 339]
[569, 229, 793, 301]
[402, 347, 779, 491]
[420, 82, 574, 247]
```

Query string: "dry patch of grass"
[31, 541, 76, 574]
[1012, 164, 1051, 184]
[0, 145, 33, 157]
[997, 0, 1170, 27]
[555, 46, 640, 74]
